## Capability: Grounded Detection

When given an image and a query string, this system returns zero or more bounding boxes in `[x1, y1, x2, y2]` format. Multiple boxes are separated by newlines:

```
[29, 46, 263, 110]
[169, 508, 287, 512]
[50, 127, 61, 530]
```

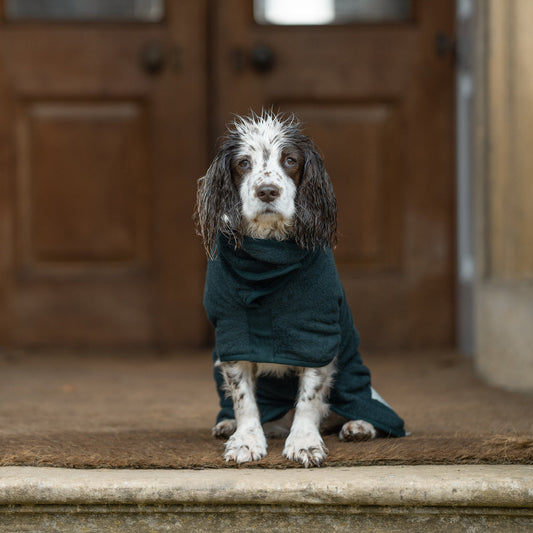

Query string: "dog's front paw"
[339, 419, 377, 441]
[212, 419, 237, 439]
[224, 428, 267, 464]
[283, 431, 328, 467]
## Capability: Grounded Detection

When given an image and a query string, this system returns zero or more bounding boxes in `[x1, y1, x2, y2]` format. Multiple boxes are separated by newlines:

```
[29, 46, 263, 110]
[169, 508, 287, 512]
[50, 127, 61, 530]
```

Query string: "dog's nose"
[255, 184, 280, 203]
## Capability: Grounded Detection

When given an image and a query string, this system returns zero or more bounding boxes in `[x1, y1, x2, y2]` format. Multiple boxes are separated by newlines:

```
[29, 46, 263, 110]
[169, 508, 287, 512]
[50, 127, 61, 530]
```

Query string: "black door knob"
[250, 44, 276, 73]
[140, 41, 165, 75]
[435, 33, 456, 59]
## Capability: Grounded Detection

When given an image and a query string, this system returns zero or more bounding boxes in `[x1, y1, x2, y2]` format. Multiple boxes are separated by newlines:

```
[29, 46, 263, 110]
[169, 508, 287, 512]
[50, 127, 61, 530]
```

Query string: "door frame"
[456, 0, 475, 355]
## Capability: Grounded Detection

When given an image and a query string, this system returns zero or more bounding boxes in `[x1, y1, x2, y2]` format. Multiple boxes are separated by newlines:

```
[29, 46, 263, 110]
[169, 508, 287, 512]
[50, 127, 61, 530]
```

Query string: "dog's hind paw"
[339, 419, 377, 441]
[212, 419, 237, 439]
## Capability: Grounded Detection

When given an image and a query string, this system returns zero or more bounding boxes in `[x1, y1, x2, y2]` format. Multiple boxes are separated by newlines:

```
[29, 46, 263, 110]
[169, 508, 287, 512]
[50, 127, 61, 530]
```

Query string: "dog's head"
[196, 112, 337, 257]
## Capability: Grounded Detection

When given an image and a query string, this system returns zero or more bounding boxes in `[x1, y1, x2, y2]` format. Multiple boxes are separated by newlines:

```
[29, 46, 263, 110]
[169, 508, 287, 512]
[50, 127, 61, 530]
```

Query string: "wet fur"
[195, 112, 337, 257]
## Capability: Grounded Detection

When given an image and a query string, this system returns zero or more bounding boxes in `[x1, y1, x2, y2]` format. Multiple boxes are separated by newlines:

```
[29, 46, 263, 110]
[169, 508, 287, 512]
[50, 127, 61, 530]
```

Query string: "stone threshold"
[1, 465, 532, 532]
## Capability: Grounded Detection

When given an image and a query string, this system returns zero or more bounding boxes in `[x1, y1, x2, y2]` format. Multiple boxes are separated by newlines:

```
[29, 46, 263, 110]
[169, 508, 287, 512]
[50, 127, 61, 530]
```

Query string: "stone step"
[1, 465, 532, 532]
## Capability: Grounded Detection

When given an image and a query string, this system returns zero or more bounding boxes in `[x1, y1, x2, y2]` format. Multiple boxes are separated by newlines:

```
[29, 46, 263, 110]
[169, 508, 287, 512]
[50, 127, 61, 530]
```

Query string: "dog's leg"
[282, 362, 334, 467]
[220, 361, 267, 463]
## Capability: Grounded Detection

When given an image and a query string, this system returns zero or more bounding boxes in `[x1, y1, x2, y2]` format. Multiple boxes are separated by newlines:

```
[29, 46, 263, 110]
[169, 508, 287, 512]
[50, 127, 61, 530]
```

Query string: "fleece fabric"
[204, 235, 405, 437]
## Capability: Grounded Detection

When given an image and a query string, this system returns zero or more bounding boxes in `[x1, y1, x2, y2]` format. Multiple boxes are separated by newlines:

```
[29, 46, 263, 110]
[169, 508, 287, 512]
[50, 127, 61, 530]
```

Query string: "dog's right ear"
[195, 141, 242, 258]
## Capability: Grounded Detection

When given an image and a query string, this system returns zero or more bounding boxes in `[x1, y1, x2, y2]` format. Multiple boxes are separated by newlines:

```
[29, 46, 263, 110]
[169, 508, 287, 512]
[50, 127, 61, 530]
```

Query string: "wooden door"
[212, 0, 455, 349]
[0, 1, 206, 347]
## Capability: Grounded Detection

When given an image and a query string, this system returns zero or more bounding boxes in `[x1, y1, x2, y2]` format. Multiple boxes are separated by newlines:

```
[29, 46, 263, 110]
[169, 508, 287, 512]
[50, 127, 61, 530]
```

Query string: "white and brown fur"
[196, 112, 378, 467]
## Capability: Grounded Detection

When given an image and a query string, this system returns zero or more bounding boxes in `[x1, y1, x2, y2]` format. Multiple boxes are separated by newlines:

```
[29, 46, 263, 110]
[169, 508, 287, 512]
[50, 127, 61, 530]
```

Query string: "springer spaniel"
[195, 111, 404, 467]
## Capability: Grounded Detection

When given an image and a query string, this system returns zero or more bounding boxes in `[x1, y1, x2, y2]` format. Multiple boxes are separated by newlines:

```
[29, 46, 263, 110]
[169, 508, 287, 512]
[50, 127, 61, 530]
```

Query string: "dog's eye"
[238, 159, 251, 170]
[284, 157, 297, 168]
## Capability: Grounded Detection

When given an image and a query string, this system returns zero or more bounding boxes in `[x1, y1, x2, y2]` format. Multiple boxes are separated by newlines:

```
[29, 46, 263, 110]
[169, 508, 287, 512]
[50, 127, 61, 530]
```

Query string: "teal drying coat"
[204, 235, 405, 437]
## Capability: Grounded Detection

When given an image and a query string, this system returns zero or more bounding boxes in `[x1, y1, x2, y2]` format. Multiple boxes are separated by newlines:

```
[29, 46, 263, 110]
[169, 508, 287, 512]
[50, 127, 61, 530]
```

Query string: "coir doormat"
[1, 430, 532, 469]
[1, 350, 532, 469]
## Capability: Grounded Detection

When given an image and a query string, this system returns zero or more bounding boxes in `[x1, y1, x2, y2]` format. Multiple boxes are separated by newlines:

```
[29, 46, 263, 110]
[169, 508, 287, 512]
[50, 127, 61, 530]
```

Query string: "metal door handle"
[435, 33, 456, 59]
[250, 44, 276, 73]
[140, 41, 165, 75]
[231, 44, 276, 74]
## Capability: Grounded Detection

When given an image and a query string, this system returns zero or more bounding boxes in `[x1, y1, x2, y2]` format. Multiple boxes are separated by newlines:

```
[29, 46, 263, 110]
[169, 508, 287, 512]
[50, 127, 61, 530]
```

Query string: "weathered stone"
[1, 466, 532, 531]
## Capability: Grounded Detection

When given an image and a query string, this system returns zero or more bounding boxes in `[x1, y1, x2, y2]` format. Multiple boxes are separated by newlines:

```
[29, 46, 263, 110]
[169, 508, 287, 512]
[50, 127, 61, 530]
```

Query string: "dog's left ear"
[293, 139, 337, 250]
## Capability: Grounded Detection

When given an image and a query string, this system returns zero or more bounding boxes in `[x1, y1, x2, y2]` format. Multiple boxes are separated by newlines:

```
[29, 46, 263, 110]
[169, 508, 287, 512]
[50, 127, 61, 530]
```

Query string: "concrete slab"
[1, 465, 532, 532]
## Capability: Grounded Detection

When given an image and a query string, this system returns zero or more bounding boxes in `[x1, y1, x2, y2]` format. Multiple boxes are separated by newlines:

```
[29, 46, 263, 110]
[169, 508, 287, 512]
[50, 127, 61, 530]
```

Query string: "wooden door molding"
[0, 39, 14, 342]
[0, 1, 207, 347]
[212, 1, 456, 349]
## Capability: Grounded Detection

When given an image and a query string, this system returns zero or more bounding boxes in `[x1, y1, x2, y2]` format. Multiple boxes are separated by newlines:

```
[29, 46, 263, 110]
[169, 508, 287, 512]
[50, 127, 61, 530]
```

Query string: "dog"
[195, 111, 405, 467]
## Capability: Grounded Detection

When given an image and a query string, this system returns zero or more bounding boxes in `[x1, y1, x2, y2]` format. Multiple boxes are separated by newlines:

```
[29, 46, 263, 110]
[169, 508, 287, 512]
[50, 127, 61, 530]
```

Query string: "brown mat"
[0, 350, 532, 468]
[1, 431, 532, 469]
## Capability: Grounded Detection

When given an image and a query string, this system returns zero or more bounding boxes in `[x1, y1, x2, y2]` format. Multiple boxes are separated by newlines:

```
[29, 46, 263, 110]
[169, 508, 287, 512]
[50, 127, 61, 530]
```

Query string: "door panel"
[285, 104, 404, 272]
[17, 101, 149, 264]
[212, 1, 455, 349]
[0, 1, 207, 346]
